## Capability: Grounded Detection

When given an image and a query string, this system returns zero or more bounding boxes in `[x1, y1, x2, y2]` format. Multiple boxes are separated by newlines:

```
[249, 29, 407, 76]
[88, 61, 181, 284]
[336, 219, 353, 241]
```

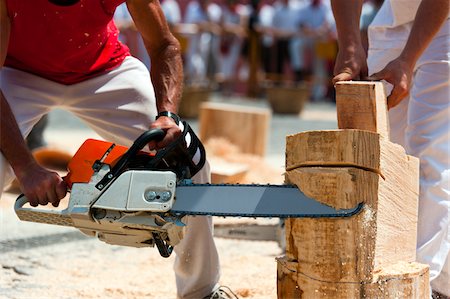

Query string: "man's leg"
[63, 57, 220, 299]
[407, 58, 450, 298]
[0, 67, 59, 195]
[173, 162, 221, 299]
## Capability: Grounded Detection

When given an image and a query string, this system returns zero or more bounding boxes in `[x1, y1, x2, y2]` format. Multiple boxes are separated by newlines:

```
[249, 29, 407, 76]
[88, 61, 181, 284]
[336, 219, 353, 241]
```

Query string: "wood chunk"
[335, 81, 390, 139]
[209, 157, 248, 184]
[285, 131, 419, 281]
[199, 102, 271, 157]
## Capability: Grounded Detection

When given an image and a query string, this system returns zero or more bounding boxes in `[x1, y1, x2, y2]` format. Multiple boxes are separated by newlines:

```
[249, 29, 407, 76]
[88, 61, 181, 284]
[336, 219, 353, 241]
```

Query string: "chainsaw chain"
[171, 183, 364, 218]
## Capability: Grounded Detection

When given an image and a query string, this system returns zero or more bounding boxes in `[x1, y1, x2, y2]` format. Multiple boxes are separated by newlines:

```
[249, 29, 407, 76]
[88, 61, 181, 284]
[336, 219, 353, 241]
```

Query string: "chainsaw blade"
[171, 184, 363, 218]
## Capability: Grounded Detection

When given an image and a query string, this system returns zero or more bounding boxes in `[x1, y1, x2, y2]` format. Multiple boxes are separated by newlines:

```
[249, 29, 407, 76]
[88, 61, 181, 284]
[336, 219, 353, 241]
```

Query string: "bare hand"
[332, 43, 368, 84]
[147, 116, 182, 150]
[17, 163, 67, 207]
[368, 57, 413, 109]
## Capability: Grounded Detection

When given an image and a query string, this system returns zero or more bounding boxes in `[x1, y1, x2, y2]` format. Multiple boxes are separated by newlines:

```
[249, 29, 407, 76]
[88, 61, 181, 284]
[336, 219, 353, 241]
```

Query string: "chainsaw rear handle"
[14, 194, 74, 227]
[95, 128, 166, 190]
[110, 128, 166, 178]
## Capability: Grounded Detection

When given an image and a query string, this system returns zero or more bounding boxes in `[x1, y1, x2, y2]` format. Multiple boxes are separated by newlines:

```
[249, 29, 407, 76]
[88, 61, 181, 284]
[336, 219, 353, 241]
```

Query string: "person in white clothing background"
[331, 0, 449, 298]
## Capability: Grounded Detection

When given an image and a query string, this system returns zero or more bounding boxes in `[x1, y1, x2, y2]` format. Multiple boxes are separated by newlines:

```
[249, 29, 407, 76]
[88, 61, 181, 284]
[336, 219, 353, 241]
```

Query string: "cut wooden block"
[199, 102, 271, 157]
[208, 157, 248, 184]
[335, 81, 390, 139]
[277, 81, 428, 298]
[277, 130, 421, 297]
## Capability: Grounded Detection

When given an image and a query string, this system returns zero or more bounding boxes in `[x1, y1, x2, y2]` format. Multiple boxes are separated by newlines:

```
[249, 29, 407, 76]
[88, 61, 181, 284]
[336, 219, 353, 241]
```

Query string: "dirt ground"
[0, 215, 282, 299]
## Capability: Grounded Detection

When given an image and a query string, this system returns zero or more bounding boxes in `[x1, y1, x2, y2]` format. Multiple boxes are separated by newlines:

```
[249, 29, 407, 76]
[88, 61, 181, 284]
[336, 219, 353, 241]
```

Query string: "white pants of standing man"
[0, 56, 220, 299]
[368, 19, 450, 296]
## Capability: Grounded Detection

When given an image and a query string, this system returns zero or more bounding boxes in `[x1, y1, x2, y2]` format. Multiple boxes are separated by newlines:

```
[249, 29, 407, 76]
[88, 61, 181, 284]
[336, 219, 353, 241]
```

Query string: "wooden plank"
[199, 102, 271, 156]
[335, 81, 390, 139]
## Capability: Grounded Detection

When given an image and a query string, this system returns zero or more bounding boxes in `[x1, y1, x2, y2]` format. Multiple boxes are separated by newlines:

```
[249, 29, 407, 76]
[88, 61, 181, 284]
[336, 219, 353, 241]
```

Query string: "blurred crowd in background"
[114, 0, 384, 102]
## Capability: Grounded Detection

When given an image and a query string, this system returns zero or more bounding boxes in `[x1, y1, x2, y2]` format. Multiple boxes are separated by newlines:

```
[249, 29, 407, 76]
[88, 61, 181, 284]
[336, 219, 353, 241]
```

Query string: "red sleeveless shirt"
[4, 0, 131, 84]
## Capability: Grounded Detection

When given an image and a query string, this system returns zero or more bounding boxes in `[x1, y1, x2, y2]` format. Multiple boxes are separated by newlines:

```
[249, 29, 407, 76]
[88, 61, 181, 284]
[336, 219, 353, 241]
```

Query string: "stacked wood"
[277, 81, 429, 298]
[199, 102, 271, 157]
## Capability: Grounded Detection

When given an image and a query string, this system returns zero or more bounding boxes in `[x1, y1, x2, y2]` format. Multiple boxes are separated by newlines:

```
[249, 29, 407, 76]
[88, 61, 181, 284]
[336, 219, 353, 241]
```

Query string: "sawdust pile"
[204, 137, 284, 185]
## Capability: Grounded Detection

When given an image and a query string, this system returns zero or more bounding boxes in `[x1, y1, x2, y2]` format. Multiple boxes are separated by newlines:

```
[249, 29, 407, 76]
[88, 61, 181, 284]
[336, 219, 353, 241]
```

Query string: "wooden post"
[199, 102, 271, 157]
[277, 81, 429, 298]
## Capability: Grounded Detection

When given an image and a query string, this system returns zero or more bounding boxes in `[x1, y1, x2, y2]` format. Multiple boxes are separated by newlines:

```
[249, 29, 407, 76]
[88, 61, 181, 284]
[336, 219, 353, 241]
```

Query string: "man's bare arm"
[330, 0, 367, 83]
[126, 0, 184, 149]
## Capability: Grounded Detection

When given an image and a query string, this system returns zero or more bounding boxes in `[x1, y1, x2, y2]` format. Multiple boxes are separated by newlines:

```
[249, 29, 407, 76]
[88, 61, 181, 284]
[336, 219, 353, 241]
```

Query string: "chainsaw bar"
[171, 183, 363, 218]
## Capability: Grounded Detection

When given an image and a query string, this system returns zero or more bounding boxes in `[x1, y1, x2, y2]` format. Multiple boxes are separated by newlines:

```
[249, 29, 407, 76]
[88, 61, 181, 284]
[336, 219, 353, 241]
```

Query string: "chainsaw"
[15, 121, 362, 257]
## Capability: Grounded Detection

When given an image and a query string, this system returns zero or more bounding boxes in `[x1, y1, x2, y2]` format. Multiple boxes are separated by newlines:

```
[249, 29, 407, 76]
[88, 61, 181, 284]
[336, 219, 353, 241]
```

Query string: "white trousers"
[368, 19, 450, 296]
[0, 56, 220, 299]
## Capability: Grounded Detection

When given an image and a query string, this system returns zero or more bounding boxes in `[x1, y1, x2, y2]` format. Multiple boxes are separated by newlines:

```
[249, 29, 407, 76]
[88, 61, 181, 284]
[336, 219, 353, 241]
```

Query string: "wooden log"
[277, 81, 428, 298]
[199, 102, 271, 157]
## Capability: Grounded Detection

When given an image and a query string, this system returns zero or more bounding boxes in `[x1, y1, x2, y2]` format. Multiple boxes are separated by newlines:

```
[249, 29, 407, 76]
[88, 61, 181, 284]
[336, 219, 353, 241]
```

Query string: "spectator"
[183, 0, 222, 84]
[114, 3, 150, 68]
[218, 0, 247, 94]
[271, 0, 300, 82]
[296, 0, 334, 99]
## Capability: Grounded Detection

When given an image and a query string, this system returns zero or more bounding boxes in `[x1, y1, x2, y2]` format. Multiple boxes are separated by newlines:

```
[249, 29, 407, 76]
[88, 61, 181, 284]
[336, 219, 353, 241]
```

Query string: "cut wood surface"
[199, 102, 271, 157]
[335, 81, 390, 139]
[209, 156, 248, 184]
[204, 137, 284, 185]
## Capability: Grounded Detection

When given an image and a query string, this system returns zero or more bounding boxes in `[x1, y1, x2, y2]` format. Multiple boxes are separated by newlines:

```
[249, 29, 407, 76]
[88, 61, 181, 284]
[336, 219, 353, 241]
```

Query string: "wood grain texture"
[277, 81, 426, 298]
[277, 257, 429, 299]
[335, 81, 390, 139]
[199, 102, 271, 156]
[279, 130, 420, 297]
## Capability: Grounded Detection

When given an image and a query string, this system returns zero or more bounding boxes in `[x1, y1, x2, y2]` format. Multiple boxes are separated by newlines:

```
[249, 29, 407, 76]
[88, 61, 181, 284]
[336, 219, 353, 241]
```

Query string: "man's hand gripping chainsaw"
[15, 121, 205, 258]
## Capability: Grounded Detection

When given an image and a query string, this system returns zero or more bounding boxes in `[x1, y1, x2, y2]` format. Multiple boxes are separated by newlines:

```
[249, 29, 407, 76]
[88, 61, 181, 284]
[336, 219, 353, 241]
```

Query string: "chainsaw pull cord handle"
[95, 128, 166, 190]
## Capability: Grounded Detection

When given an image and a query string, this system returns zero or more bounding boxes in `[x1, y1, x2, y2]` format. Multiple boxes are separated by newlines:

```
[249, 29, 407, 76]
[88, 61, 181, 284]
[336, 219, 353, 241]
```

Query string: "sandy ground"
[0, 100, 337, 299]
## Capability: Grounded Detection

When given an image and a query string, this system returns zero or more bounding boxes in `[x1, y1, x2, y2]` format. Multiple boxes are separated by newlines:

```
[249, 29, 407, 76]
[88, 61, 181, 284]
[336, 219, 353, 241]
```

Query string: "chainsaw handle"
[110, 128, 165, 177]
[14, 194, 74, 227]
[95, 128, 166, 190]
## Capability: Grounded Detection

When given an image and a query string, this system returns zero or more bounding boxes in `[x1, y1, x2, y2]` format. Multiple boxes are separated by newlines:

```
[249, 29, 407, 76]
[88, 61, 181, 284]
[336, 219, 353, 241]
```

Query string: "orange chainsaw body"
[64, 139, 154, 188]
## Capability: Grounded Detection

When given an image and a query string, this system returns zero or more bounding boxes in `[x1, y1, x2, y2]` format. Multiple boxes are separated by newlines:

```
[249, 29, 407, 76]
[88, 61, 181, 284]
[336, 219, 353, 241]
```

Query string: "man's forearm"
[0, 91, 37, 179]
[150, 42, 184, 114]
[400, 0, 449, 66]
[331, 0, 364, 49]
